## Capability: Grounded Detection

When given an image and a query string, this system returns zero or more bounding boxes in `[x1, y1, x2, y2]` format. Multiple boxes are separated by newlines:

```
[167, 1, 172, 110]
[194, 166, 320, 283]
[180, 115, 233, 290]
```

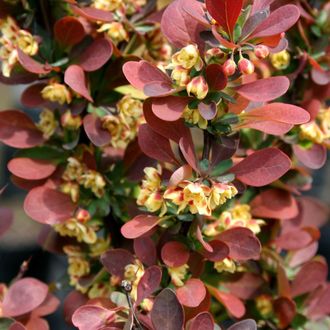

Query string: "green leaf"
[211, 159, 233, 176]
[216, 173, 235, 183]
[16, 146, 68, 164]
[199, 159, 209, 172]
[0, 318, 14, 330]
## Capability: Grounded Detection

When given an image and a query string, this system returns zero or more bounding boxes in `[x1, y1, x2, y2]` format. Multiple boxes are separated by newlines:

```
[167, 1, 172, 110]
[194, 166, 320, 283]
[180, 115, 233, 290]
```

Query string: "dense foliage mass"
[0, 0, 330, 329]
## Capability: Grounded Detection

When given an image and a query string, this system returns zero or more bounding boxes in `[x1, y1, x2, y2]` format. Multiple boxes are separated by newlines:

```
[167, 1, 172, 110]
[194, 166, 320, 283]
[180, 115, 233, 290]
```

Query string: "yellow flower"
[255, 294, 273, 317]
[41, 82, 72, 105]
[182, 182, 211, 215]
[79, 169, 106, 198]
[186, 76, 209, 100]
[300, 122, 325, 144]
[89, 237, 111, 257]
[125, 0, 147, 15]
[0, 16, 19, 40]
[92, 0, 123, 11]
[36, 109, 58, 139]
[270, 50, 290, 70]
[124, 260, 145, 301]
[171, 44, 202, 70]
[168, 264, 189, 287]
[61, 111, 82, 130]
[171, 66, 191, 87]
[214, 258, 236, 273]
[209, 182, 238, 210]
[182, 106, 208, 129]
[68, 257, 90, 278]
[88, 282, 112, 299]
[317, 106, 330, 140]
[62, 157, 84, 182]
[16, 29, 38, 56]
[117, 95, 143, 119]
[98, 22, 128, 44]
[54, 218, 98, 244]
[60, 182, 80, 203]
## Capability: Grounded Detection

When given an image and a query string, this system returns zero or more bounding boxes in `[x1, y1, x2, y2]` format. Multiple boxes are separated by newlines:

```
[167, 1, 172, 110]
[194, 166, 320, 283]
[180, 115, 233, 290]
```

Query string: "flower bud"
[238, 58, 255, 74]
[254, 45, 269, 59]
[41, 82, 72, 105]
[223, 59, 237, 76]
[171, 65, 191, 87]
[76, 209, 91, 223]
[186, 76, 209, 100]
[205, 48, 224, 62]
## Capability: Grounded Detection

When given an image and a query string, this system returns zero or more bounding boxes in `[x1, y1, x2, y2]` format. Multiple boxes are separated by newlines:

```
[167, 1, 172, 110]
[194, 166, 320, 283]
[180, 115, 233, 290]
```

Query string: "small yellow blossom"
[209, 183, 238, 210]
[41, 82, 72, 105]
[36, 109, 58, 139]
[88, 282, 112, 299]
[124, 260, 145, 301]
[16, 29, 38, 55]
[182, 106, 208, 129]
[54, 218, 98, 244]
[214, 258, 236, 273]
[60, 182, 80, 203]
[79, 169, 106, 198]
[171, 44, 202, 70]
[89, 237, 111, 257]
[168, 264, 189, 287]
[117, 95, 143, 119]
[68, 256, 90, 278]
[300, 122, 325, 144]
[62, 157, 84, 182]
[98, 22, 128, 44]
[270, 50, 290, 70]
[61, 111, 82, 130]
[92, 0, 123, 11]
[255, 294, 273, 317]
[186, 76, 209, 100]
[171, 66, 191, 87]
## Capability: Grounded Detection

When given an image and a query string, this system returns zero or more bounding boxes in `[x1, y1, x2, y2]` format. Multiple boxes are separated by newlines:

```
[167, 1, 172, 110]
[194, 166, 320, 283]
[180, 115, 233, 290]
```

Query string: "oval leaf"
[152, 96, 189, 121]
[201, 240, 229, 262]
[83, 114, 111, 146]
[293, 144, 327, 170]
[176, 279, 206, 307]
[17, 49, 52, 75]
[227, 319, 257, 330]
[101, 249, 135, 277]
[71, 5, 113, 22]
[161, 241, 190, 268]
[137, 266, 162, 304]
[54, 16, 86, 46]
[134, 237, 157, 266]
[121, 214, 161, 239]
[188, 312, 214, 330]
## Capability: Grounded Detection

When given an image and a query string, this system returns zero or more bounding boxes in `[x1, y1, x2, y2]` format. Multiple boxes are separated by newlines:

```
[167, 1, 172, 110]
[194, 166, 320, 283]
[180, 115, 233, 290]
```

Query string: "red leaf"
[198, 102, 217, 120]
[71, 5, 113, 22]
[24, 186, 76, 225]
[293, 144, 327, 170]
[274, 297, 296, 329]
[205, 0, 243, 37]
[275, 229, 313, 250]
[0, 110, 44, 148]
[179, 137, 198, 172]
[161, 241, 190, 268]
[251, 0, 276, 15]
[101, 249, 135, 277]
[196, 225, 213, 253]
[230, 148, 291, 187]
[176, 279, 206, 307]
[21, 83, 47, 108]
[2, 278, 48, 317]
[187, 312, 214, 330]
[251, 189, 299, 220]
[54, 16, 86, 46]
[238, 120, 293, 135]
[138, 124, 178, 164]
[64, 65, 93, 102]
[218, 227, 261, 260]
[134, 237, 157, 266]
[123, 60, 172, 92]
[289, 242, 318, 268]
[9, 322, 26, 330]
[201, 240, 229, 262]
[205, 64, 227, 91]
[34, 293, 60, 316]
[8, 158, 56, 180]
[72, 305, 116, 330]
[63, 291, 88, 325]
[227, 319, 257, 330]
[0, 207, 13, 238]
[151, 289, 184, 330]
[78, 38, 113, 72]
[291, 261, 328, 297]
[152, 96, 189, 121]
[121, 214, 161, 239]
[83, 114, 110, 146]
[241, 10, 269, 40]
[143, 81, 175, 97]
[206, 285, 245, 318]
[277, 265, 291, 298]
[250, 5, 300, 39]
[169, 165, 192, 186]
[16, 49, 52, 75]
[306, 284, 330, 319]
[137, 266, 162, 304]
[236, 76, 290, 102]
[298, 197, 329, 228]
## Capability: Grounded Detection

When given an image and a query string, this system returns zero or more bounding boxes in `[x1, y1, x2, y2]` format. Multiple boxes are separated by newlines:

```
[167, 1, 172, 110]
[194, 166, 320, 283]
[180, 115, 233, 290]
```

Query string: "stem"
[202, 130, 211, 161]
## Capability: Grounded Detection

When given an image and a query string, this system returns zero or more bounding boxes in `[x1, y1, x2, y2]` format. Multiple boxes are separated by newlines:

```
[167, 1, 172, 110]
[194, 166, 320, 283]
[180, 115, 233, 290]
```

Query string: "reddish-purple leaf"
[21, 83, 47, 108]
[121, 214, 161, 239]
[205, 64, 227, 91]
[298, 197, 329, 228]
[151, 289, 184, 330]
[123, 60, 172, 92]
[198, 102, 217, 120]
[16, 49, 52, 75]
[161, 0, 205, 49]
[205, 0, 243, 37]
[9, 322, 26, 330]
[289, 242, 318, 268]
[134, 237, 157, 266]
[101, 249, 135, 277]
[176, 279, 206, 307]
[241, 10, 269, 40]
[143, 81, 175, 97]
[275, 229, 313, 251]
[274, 297, 296, 329]
[218, 227, 261, 260]
[54, 16, 86, 46]
[63, 291, 88, 325]
[71, 5, 113, 22]
[137, 266, 162, 304]
[306, 284, 330, 319]
[293, 144, 327, 170]
[83, 114, 111, 146]
[0, 207, 13, 238]
[72, 305, 116, 330]
[250, 5, 300, 39]
[138, 124, 178, 164]
[230, 148, 291, 187]
[251, 189, 299, 220]
[0, 110, 44, 148]
[251, 0, 276, 15]
[196, 225, 213, 253]
[206, 285, 245, 318]
[277, 265, 291, 298]
[236, 77, 290, 102]
[2, 278, 48, 317]
[179, 137, 198, 172]
[227, 319, 257, 330]
[34, 293, 60, 317]
[311, 68, 330, 86]
[201, 240, 229, 262]
[152, 96, 189, 121]
[24, 186, 76, 225]
[78, 38, 113, 72]
[239, 120, 293, 135]
[64, 65, 93, 102]
[187, 312, 214, 330]
[291, 261, 328, 297]
[161, 241, 190, 268]
[169, 165, 193, 186]
[8, 158, 56, 180]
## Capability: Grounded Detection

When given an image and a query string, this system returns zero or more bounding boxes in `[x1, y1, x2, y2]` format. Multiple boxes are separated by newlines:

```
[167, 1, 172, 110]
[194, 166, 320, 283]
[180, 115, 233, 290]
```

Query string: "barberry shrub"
[0, 0, 330, 329]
